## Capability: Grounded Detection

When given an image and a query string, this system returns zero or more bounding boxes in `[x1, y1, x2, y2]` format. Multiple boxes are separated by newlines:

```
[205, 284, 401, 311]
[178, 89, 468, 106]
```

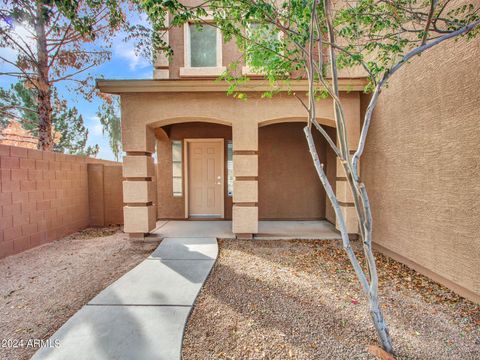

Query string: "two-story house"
[97, 4, 366, 239]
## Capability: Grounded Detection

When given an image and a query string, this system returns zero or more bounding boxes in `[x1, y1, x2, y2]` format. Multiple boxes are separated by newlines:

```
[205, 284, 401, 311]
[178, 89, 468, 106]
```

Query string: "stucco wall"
[361, 36, 480, 301]
[161, 1, 363, 79]
[258, 123, 330, 220]
[0, 145, 123, 259]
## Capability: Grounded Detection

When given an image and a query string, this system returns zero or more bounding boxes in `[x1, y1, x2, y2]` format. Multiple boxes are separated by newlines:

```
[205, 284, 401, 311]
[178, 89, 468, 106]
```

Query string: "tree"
[137, 0, 480, 353]
[96, 95, 122, 161]
[0, 81, 99, 156]
[0, 0, 125, 150]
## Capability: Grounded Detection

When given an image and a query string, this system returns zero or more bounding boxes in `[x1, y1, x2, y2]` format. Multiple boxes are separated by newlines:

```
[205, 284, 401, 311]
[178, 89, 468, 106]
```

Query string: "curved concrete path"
[32, 237, 218, 360]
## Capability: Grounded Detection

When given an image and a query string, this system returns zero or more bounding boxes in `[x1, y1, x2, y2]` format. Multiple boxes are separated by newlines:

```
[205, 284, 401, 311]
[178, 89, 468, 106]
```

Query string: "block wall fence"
[0, 145, 123, 259]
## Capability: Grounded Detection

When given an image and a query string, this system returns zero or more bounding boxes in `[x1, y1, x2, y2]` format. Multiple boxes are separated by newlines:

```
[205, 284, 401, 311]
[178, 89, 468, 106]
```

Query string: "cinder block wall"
[88, 163, 124, 226]
[0, 145, 123, 259]
[361, 36, 480, 302]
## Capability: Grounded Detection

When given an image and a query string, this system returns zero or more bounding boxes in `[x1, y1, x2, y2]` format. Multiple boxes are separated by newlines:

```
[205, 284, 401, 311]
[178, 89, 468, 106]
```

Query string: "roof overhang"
[96, 78, 368, 94]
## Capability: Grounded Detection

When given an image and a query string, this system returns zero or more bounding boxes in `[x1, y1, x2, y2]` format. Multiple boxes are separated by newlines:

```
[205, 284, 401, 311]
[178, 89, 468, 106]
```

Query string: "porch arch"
[258, 116, 336, 128]
[257, 121, 335, 221]
[147, 116, 232, 129]
[154, 121, 233, 221]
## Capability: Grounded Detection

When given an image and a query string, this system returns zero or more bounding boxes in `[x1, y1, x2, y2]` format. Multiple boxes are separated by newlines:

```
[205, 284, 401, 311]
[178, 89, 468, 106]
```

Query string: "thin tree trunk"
[35, 0, 53, 151]
[295, 1, 394, 351]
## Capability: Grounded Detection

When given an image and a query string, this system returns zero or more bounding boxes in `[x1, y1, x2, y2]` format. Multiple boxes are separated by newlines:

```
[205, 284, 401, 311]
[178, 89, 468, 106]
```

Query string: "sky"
[0, 15, 152, 161]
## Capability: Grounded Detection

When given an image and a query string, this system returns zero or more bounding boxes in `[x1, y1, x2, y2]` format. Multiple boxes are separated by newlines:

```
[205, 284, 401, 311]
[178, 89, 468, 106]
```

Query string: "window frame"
[180, 18, 226, 77]
[171, 140, 183, 197]
[226, 140, 233, 197]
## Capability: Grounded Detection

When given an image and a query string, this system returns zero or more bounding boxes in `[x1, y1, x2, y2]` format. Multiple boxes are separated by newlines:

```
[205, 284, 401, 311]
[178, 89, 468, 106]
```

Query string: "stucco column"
[122, 124, 157, 238]
[232, 118, 258, 238]
[335, 93, 361, 234]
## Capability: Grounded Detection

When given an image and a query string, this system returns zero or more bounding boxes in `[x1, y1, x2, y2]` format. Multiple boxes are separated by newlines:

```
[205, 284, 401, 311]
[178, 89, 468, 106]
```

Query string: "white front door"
[188, 140, 224, 218]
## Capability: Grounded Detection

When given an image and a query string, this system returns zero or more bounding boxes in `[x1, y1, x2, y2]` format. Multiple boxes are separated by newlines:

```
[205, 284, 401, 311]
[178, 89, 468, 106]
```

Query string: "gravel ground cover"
[0, 227, 159, 360]
[183, 239, 479, 359]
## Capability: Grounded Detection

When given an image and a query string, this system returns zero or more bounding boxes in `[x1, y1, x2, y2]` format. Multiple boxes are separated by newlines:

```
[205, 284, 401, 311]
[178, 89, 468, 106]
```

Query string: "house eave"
[96, 78, 368, 94]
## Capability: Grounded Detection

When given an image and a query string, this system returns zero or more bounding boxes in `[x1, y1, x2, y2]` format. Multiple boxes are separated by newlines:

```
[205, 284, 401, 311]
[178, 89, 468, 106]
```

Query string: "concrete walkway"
[32, 237, 218, 360]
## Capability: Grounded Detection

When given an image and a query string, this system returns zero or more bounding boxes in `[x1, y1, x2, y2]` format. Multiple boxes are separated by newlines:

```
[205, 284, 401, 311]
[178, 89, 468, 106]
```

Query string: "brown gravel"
[183, 240, 480, 360]
[0, 227, 159, 360]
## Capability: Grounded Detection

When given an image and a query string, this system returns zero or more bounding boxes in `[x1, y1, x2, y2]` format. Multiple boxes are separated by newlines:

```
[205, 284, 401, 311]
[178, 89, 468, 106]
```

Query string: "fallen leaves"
[182, 239, 480, 359]
[367, 345, 395, 360]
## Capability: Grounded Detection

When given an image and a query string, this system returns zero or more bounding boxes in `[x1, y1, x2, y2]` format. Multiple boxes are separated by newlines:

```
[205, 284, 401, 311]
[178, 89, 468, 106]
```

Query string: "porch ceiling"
[96, 78, 368, 94]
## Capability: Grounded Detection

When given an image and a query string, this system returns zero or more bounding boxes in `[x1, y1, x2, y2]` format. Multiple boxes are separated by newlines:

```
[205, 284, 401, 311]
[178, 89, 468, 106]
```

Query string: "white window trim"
[180, 19, 226, 77]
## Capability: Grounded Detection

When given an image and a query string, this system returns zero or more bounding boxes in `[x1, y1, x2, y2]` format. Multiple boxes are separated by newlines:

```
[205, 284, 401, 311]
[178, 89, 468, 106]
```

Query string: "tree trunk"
[35, 0, 53, 151]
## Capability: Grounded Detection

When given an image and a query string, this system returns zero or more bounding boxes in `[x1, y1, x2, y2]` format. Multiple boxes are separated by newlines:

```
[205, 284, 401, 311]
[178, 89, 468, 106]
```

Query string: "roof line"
[96, 78, 368, 94]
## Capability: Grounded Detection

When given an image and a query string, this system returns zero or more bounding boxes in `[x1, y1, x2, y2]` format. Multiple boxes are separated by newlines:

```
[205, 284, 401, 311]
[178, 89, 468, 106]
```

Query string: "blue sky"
[0, 21, 152, 161]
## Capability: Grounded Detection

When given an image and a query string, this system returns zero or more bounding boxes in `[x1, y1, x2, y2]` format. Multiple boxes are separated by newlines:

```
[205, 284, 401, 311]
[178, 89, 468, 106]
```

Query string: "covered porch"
[97, 79, 365, 239]
[153, 220, 341, 240]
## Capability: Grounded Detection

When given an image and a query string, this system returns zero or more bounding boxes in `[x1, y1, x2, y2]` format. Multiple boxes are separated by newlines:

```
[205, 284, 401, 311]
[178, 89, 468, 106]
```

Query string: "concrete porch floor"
[153, 220, 341, 240]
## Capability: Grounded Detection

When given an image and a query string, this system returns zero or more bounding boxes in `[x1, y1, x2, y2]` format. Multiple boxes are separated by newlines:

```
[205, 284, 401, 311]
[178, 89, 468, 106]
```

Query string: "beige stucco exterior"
[362, 36, 480, 302]
[97, 79, 364, 237]
[99, 0, 367, 238]
[95, 4, 480, 302]
[153, 0, 366, 80]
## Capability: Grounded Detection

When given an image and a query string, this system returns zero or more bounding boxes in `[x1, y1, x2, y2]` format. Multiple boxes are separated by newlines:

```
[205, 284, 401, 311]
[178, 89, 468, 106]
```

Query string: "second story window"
[181, 20, 225, 77]
[190, 24, 217, 67]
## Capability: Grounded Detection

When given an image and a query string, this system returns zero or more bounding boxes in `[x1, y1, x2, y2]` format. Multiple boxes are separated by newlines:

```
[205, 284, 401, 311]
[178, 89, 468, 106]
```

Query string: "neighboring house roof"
[0, 120, 38, 148]
[0, 120, 62, 149]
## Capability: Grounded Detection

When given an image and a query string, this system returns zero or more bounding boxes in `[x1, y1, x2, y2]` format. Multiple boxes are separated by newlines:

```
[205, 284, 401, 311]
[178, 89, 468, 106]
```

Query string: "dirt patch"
[183, 240, 479, 359]
[0, 227, 159, 360]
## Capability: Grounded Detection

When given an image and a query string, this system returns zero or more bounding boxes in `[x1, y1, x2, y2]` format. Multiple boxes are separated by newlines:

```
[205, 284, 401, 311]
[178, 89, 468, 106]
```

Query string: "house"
[97, 3, 479, 302]
[97, 12, 365, 239]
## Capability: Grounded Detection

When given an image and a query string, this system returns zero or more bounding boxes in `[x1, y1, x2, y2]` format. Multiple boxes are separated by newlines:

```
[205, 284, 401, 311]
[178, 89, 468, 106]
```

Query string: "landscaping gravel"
[0, 227, 158, 360]
[183, 239, 479, 359]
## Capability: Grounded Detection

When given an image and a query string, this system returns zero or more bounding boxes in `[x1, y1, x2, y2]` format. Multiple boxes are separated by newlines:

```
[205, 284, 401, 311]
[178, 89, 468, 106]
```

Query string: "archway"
[154, 121, 233, 220]
[258, 121, 337, 223]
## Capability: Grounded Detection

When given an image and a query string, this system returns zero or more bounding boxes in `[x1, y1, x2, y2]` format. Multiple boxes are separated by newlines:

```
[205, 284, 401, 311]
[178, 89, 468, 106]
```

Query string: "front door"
[188, 140, 224, 218]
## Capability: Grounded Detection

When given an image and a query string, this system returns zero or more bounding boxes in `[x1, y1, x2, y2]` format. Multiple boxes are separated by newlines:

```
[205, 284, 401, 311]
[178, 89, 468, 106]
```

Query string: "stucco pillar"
[335, 93, 361, 234]
[232, 118, 258, 238]
[122, 125, 157, 237]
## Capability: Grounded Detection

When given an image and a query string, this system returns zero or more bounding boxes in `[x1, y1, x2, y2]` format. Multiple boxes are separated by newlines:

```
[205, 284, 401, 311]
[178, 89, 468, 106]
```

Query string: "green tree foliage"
[0, 0, 126, 151]
[0, 81, 99, 156]
[96, 95, 122, 161]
